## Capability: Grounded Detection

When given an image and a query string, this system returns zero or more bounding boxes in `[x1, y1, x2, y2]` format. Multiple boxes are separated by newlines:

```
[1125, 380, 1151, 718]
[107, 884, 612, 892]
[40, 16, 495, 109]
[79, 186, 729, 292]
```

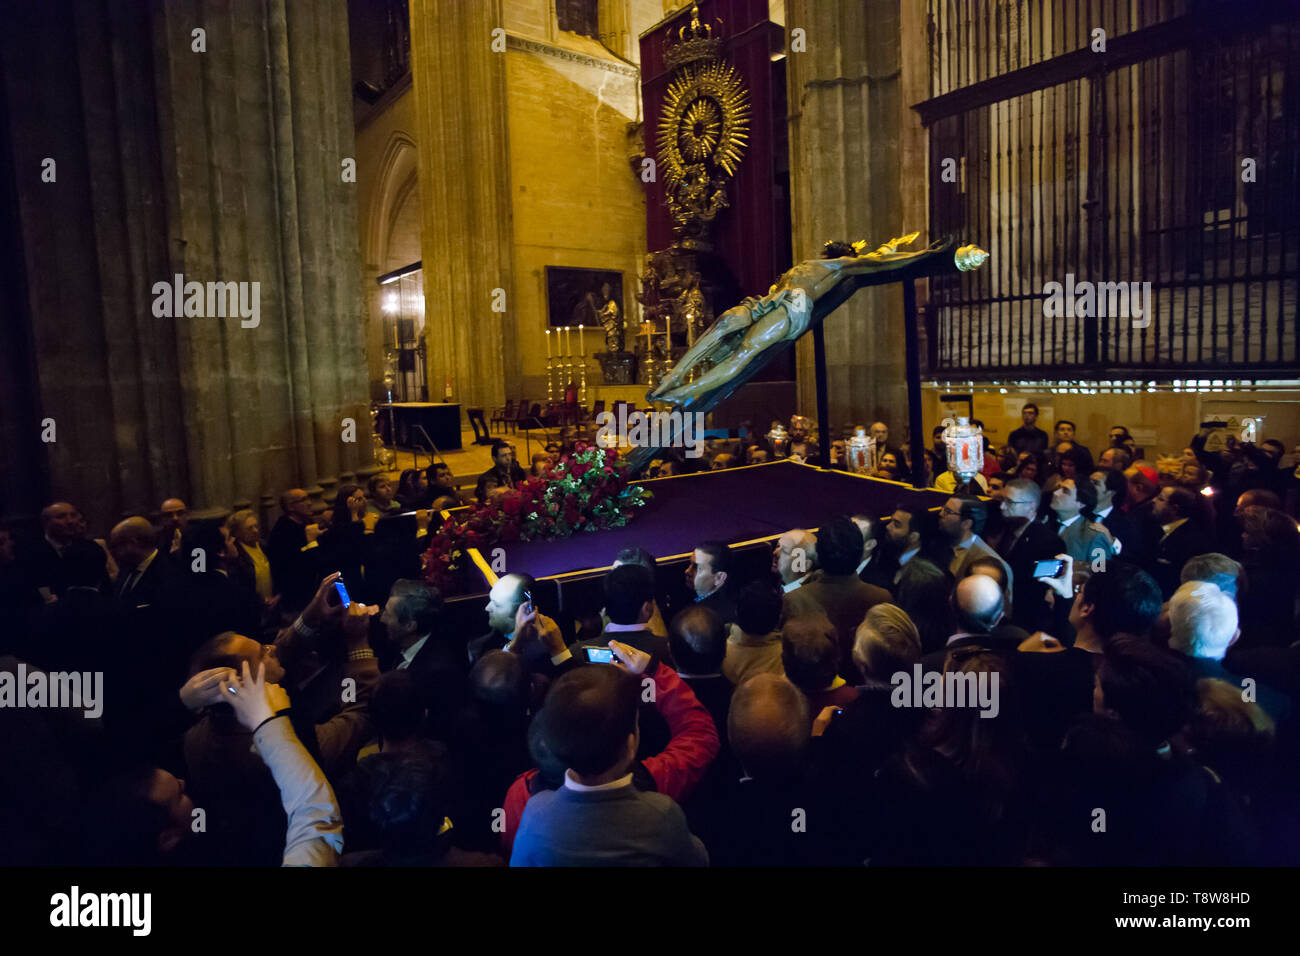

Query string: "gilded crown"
[663, 3, 724, 71]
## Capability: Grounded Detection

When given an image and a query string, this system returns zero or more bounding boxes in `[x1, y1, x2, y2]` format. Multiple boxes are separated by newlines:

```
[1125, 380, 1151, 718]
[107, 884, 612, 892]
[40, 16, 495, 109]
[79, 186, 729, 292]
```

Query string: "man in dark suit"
[379, 579, 467, 739]
[1168, 580, 1291, 724]
[666, 605, 730, 732]
[1124, 463, 1164, 563]
[468, 572, 548, 670]
[919, 574, 1029, 673]
[991, 478, 1065, 633]
[851, 513, 895, 592]
[181, 523, 261, 641]
[783, 516, 890, 676]
[267, 488, 318, 610]
[26, 501, 89, 600]
[1149, 486, 1214, 598]
[691, 674, 849, 865]
[1092, 469, 1140, 563]
[108, 516, 187, 613]
[475, 440, 527, 502]
[107, 516, 197, 762]
[684, 540, 737, 625]
[156, 498, 190, 567]
[582, 564, 673, 667]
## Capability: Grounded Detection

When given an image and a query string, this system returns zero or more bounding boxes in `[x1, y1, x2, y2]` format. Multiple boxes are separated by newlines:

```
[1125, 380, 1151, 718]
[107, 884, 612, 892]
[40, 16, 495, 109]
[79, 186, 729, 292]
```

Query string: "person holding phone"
[991, 478, 1066, 633]
[578, 564, 673, 669]
[510, 661, 710, 867]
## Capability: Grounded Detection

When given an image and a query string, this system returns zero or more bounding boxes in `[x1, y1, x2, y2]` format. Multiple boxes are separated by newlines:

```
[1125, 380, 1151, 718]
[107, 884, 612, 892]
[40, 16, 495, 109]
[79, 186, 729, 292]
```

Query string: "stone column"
[1, 0, 369, 531]
[786, 0, 918, 436]
[409, 0, 514, 415]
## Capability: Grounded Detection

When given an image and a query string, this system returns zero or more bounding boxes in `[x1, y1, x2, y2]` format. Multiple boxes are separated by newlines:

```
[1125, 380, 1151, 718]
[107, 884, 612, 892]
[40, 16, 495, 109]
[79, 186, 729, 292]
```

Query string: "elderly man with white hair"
[1168, 581, 1290, 722]
[772, 529, 817, 594]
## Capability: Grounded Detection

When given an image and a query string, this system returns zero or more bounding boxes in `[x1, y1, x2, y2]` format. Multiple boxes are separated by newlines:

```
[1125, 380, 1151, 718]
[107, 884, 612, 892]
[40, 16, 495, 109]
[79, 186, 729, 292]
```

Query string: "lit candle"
[545, 328, 551, 359]
[578, 324, 584, 358]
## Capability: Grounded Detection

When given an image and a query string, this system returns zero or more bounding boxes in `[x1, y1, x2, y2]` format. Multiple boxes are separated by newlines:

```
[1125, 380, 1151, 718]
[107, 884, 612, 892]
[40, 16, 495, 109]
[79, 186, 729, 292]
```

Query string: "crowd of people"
[2, 410, 1299, 866]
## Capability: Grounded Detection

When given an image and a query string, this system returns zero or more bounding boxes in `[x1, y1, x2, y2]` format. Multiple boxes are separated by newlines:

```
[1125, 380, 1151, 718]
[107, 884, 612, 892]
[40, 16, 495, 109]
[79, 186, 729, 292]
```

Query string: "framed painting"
[545, 266, 623, 328]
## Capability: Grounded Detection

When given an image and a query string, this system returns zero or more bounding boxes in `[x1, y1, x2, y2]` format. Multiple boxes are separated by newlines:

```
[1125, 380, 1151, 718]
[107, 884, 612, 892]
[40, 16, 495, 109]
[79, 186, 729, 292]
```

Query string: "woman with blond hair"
[226, 509, 276, 609]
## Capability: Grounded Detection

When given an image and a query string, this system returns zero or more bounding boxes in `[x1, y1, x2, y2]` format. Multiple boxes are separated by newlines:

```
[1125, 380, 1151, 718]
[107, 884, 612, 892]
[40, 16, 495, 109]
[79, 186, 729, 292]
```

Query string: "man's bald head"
[108, 516, 158, 569]
[41, 502, 82, 544]
[1236, 488, 1281, 515]
[954, 573, 1004, 633]
[775, 529, 817, 583]
[728, 674, 810, 781]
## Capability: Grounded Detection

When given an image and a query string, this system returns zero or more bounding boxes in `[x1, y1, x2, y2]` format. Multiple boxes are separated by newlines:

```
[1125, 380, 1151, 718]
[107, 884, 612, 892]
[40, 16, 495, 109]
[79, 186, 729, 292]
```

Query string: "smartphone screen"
[1033, 559, 1065, 578]
[585, 646, 614, 664]
[333, 580, 352, 608]
[523, 590, 533, 614]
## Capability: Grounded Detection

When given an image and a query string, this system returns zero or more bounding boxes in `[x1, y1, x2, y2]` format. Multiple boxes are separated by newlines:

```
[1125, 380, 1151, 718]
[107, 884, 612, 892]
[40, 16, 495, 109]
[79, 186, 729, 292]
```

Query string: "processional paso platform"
[624, 232, 989, 485]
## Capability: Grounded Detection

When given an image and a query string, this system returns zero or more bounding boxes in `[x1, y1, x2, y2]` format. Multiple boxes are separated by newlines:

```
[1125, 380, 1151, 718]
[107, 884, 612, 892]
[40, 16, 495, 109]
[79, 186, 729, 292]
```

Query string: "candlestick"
[578, 324, 584, 358]
[545, 328, 551, 359]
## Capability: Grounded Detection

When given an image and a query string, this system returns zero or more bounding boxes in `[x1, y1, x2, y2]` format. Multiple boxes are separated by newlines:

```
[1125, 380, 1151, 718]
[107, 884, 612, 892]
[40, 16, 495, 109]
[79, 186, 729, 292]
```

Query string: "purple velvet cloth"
[468, 461, 946, 584]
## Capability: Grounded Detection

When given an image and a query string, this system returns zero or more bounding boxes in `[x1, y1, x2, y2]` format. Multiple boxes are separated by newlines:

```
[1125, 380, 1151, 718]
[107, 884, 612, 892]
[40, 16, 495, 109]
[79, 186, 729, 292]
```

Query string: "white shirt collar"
[782, 575, 809, 593]
[898, 546, 919, 566]
[399, 634, 431, 667]
[1058, 513, 1082, 529]
[855, 555, 872, 575]
[1096, 505, 1113, 519]
[563, 770, 633, 793]
[604, 621, 648, 632]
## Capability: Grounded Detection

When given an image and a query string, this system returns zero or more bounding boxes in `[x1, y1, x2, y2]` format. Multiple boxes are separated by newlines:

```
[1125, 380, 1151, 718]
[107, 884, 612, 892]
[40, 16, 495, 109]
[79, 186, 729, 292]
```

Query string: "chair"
[491, 399, 517, 434]
[517, 402, 552, 454]
[512, 398, 533, 433]
[466, 408, 493, 445]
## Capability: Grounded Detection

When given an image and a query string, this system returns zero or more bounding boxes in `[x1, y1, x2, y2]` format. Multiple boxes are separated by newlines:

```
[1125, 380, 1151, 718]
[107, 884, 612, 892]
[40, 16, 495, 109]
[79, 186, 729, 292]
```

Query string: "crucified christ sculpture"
[628, 232, 988, 472]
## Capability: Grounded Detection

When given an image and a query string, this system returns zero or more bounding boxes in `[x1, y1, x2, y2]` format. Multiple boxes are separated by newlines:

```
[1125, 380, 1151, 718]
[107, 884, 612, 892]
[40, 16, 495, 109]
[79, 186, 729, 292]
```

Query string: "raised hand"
[608, 639, 651, 676]
[219, 660, 290, 732]
[302, 572, 345, 628]
[180, 666, 237, 711]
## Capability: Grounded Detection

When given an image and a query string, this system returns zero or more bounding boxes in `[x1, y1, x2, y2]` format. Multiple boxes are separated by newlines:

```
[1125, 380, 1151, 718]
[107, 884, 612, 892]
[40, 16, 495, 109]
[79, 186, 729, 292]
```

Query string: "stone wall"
[1, 0, 370, 530]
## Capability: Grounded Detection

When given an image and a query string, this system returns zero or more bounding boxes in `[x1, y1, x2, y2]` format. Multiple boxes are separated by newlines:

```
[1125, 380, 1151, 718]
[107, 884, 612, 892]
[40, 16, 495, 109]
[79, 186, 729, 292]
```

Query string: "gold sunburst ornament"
[657, 3, 750, 249]
[659, 59, 750, 181]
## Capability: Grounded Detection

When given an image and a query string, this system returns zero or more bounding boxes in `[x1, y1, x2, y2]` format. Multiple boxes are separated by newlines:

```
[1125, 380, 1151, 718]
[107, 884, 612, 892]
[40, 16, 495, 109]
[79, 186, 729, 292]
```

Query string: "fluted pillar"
[409, 0, 513, 415]
[787, 0, 922, 435]
[1, 0, 369, 530]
